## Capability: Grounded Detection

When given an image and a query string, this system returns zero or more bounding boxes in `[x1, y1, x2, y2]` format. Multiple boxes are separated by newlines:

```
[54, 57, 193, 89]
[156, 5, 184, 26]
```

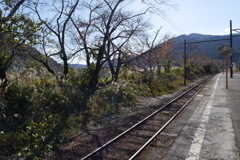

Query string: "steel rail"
[129, 75, 212, 160]
[81, 75, 213, 160]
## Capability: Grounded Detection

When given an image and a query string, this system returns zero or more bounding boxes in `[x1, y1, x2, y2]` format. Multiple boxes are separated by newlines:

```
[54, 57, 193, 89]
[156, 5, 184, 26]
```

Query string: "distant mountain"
[70, 60, 118, 68]
[70, 64, 87, 68]
[10, 45, 62, 72]
[127, 33, 240, 70]
[172, 33, 240, 60]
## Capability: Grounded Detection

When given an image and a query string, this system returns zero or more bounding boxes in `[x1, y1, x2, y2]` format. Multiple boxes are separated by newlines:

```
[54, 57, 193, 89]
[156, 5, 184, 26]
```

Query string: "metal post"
[230, 20, 233, 78]
[184, 39, 187, 86]
[226, 58, 228, 89]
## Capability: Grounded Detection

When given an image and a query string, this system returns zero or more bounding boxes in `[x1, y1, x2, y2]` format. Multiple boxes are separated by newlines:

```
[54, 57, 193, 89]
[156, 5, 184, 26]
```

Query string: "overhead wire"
[160, 13, 185, 35]
[154, 11, 187, 48]
[143, 0, 185, 36]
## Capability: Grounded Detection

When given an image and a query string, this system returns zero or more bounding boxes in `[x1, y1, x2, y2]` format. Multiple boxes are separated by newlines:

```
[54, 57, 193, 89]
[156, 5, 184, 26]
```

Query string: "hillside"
[70, 64, 87, 68]
[9, 45, 62, 72]
[68, 33, 240, 68]
[173, 33, 240, 60]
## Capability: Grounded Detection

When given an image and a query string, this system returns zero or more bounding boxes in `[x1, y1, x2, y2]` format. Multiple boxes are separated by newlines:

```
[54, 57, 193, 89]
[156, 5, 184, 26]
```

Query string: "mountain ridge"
[173, 33, 240, 59]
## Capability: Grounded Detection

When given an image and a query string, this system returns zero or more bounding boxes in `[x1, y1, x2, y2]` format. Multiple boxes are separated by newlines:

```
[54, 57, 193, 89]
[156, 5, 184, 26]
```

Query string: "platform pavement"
[163, 73, 240, 160]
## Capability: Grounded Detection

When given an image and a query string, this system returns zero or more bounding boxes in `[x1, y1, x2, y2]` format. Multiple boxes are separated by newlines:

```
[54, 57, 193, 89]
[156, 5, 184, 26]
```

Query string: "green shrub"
[63, 114, 85, 137]
[88, 80, 138, 120]
[0, 114, 63, 160]
[171, 67, 183, 76]
[0, 58, 213, 159]
[0, 68, 72, 159]
[17, 114, 62, 159]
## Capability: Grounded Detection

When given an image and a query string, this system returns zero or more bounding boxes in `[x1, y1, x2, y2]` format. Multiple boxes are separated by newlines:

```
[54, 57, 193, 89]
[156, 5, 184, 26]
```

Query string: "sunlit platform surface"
[139, 73, 240, 160]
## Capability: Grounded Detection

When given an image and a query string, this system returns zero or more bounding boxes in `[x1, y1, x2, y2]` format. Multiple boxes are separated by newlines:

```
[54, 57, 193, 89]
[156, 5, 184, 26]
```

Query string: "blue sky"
[51, 0, 240, 64]
[148, 0, 240, 36]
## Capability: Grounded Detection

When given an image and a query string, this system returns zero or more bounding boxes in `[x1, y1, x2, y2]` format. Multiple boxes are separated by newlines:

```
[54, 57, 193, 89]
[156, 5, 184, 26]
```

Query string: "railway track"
[81, 75, 213, 160]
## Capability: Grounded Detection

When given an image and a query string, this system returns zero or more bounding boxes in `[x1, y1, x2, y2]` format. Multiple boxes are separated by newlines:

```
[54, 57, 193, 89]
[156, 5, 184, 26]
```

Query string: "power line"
[162, 14, 185, 34]
[158, 12, 185, 35]
[142, 0, 185, 34]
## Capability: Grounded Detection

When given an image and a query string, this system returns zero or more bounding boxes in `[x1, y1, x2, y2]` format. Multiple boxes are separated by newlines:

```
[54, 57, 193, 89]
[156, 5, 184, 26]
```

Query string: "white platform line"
[185, 74, 221, 160]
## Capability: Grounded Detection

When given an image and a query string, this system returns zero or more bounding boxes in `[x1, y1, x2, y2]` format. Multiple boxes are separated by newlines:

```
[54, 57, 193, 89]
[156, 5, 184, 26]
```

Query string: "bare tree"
[156, 34, 175, 74]
[31, 0, 80, 81]
[29, 0, 174, 87]
[70, 0, 150, 87]
[127, 30, 174, 94]
[187, 45, 206, 66]
[181, 44, 207, 79]
[128, 31, 174, 74]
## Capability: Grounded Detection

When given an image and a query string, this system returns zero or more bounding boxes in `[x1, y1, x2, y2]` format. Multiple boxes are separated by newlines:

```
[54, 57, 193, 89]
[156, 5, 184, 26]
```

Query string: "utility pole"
[184, 39, 187, 86]
[230, 20, 233, 78]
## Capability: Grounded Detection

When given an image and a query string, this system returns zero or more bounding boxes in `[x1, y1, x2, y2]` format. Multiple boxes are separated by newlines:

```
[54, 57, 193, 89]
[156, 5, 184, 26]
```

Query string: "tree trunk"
[89, 70, 99, 89]
[157, 63, 161, 76]
[89, 45, 105, 88]
[164, 60, 171, 73]
[0, 68, 8, 90]
[0, 68, 6, 81]
[148, 74, 155, 96]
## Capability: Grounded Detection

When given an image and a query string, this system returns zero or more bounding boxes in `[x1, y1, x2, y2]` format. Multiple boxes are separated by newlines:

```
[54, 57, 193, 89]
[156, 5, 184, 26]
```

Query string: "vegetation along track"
[81, 75, 214, 160]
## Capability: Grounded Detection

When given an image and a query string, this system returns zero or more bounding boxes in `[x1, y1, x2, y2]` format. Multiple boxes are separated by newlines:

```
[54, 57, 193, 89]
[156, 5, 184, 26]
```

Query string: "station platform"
[134, 73, 240, 160]
[161, 73, 240, 160]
